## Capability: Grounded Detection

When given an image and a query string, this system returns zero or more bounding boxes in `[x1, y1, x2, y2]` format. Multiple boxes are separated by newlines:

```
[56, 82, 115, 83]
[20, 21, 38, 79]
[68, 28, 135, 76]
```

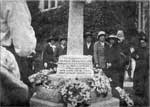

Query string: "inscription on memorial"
[57, 55, 94, 78]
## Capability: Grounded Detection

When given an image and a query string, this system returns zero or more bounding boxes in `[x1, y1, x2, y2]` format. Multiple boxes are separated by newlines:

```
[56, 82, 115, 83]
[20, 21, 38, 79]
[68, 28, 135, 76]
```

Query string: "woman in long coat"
[94, 31, 107, 68]
[105, 35, 125, 88]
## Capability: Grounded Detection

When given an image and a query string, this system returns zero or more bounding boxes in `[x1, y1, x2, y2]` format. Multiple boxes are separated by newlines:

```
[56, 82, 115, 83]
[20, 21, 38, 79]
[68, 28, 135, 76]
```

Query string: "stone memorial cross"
[57, 0, 94, 78]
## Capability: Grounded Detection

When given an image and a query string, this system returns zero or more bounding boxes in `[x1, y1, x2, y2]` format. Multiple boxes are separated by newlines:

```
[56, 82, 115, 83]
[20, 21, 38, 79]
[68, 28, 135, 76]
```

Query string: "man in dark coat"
[130, 37, 149, 107]
[43, 37, 57, 69]
[84, 32, 94, 56]
[56, 37, 67, 57]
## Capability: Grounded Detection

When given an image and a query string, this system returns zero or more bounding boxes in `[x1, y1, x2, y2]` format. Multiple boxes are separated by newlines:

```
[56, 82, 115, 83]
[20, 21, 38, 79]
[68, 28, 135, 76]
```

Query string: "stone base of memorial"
[30, 93, 119, 107]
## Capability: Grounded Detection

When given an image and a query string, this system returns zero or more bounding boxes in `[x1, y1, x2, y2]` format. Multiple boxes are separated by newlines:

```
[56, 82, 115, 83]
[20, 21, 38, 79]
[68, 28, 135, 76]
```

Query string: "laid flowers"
[60, 79, 91, 107]
[88, 69, 112, 97]
[28, 69, 56, 85]
[116, 87, 134, 106]
[28, 68, 112, 106]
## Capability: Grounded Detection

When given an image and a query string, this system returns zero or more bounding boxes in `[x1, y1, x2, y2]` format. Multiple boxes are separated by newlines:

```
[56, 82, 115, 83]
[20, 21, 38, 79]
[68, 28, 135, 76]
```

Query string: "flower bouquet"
[87, 68, 112, 102]
[28, 69, 56, 85]
[116, 87, 134, 106]
[60, 79, 91, 107]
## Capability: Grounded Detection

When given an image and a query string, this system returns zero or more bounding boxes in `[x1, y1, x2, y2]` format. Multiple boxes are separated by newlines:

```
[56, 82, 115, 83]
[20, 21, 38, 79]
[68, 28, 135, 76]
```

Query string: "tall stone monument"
[57, 1, 94, 78]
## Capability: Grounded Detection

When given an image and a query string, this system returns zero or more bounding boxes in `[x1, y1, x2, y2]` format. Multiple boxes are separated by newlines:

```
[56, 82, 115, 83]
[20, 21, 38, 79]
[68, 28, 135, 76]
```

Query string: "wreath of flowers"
[88, 68, 111, 97]
[60, 79, 91, 107]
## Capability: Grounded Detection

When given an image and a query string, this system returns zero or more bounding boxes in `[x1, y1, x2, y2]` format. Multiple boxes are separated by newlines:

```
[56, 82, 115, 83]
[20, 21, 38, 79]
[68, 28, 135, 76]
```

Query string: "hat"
[117, 30, 124, 37]
[60, 37, 67, 41]
[84, 32, 92, 38]
[107, 34, 119, 41]
[47, 36, 57, 42]
[97, 31, 106, 39]
[139, 37, 147, 42]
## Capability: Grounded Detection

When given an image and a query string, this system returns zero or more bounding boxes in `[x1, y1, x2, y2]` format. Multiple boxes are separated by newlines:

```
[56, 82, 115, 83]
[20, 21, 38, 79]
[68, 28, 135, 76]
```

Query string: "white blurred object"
[130, 47, 135, 54]
[130, 58, 136, 79]
[106, 63, 112, 68]
[0, 46, 20, 79]
[124, 70, 129, 80]
[44, 62, 48, 68]
[86, 0, 93, 3]
[0, 0, 36, 57]
[115, 86, 134, 106]
[117, 30, 125, 42]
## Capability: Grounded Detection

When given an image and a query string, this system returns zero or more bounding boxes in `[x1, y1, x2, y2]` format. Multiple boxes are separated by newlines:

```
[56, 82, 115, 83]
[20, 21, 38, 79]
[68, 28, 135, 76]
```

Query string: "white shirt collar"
[61, 44, 65, 49]
[48, 43, 56, 51]
[87, 42, 91, 49]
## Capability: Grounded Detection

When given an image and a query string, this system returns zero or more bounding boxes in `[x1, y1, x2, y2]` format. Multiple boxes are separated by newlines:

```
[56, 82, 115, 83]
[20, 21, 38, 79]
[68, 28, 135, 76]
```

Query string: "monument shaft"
[67, 1, 84, 55]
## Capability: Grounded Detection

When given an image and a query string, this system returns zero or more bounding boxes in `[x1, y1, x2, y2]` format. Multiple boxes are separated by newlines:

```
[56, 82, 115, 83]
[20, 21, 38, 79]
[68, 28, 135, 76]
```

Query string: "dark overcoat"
[131, 47, 149, 107]
[43, 44, 57, 68]
[104, 44, 125, 88]
[84, 42, 94, 56]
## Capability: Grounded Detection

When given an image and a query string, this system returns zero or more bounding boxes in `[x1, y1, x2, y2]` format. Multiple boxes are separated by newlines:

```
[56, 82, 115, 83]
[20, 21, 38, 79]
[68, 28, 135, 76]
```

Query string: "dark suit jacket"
[131, 47, 149, 106]
[43, 44, 56, 63]
[56, 45, 67, 57]
[83, 42, 94, 56]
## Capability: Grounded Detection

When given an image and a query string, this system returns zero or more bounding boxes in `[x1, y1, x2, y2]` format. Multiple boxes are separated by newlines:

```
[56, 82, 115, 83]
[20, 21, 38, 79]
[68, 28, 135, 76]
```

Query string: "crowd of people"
[43, 30, 149, 107]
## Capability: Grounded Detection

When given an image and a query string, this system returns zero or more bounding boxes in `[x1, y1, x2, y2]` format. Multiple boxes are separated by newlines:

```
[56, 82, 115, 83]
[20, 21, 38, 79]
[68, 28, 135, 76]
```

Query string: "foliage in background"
[27, 1, 137, 43]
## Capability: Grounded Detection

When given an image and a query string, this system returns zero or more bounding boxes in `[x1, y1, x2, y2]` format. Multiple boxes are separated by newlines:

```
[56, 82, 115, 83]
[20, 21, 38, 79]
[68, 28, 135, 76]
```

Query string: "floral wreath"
[88, 69, 111, 97]
[60, 79, 91, 107]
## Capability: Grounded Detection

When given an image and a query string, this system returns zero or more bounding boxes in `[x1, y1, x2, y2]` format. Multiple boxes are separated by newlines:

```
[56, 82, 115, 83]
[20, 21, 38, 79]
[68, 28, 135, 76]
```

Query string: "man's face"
[86, 36, 92, 43]
[61, 40, 67, 46]
[51, 40, 55, 45]
[140, 40, 147, 47]
[99, 36, 105, 42]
